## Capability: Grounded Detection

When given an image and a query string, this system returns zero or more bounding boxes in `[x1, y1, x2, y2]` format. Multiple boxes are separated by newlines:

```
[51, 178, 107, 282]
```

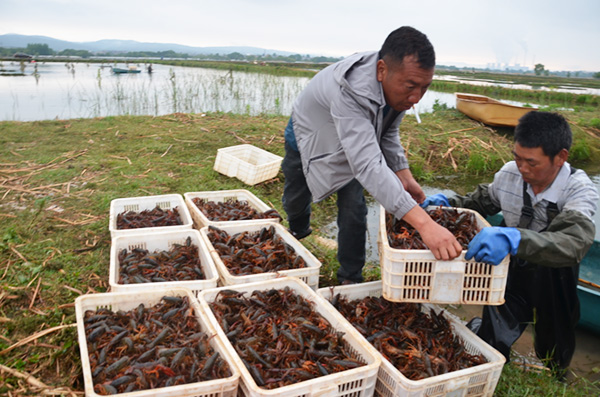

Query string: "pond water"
[1, 60, 593, 122]
[435, 74, 600, 96]
[0, 61, 311, 121]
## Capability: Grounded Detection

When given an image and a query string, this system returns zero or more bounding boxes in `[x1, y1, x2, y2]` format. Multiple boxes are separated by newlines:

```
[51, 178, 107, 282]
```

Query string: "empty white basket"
[214, 144, 283, 185]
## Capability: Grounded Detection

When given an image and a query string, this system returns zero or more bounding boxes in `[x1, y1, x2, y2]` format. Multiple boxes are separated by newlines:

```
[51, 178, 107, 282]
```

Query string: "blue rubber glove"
[420, 193, 450, 208]
[465, 227, 521, 265]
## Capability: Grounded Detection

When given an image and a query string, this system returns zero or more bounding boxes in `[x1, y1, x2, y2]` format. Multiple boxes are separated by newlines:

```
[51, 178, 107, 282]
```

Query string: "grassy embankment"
[0, 79, 599, 394]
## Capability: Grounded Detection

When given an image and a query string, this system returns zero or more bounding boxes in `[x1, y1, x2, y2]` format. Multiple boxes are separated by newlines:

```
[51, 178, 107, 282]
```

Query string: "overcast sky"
[1, 0, 599, 71]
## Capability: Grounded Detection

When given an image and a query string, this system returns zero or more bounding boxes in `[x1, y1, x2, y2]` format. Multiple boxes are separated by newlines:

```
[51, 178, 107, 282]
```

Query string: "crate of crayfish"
[317, 281, 506, 397]
[184, 189, 282, 229]
[75, 287, 240, 397]
[109, 229, 219, 296]
[199, 221, 321, 290]
[109, 194, 193, 238]
[379, 205, 509, 305]
[197, 277, 381, 397]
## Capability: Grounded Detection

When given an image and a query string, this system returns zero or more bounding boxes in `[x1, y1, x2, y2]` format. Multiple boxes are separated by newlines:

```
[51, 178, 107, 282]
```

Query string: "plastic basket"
[196, 277, 381, 397]
[109, 194, 193, 238]
[379, 206, 509, 305]
[199, 221, 321, 290]
[213, 144, 283, 186]
[75, 287, 240, 397]
[317, 281, 506, 397]
[184, 189, 281, 229]
[109, 229, 219, 296]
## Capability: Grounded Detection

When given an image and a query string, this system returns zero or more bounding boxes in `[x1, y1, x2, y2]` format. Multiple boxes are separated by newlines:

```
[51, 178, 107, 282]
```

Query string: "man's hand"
[396, 169, 426, 203]
[402, 206, 462, 260]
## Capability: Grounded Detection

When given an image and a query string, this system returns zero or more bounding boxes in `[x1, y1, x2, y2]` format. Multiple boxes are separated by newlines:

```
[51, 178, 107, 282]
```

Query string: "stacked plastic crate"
[185, 190, 382, 397]
[108, 193, 219, 296]
[76, 194, 237, 396]
[184, 189, 321, 290]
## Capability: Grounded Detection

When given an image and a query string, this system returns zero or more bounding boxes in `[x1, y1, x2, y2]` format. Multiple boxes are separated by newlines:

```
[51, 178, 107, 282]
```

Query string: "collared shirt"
[488, 161, 598, 232]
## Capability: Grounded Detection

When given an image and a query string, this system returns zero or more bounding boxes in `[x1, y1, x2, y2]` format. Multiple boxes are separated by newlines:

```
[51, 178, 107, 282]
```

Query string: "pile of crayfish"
[206, 225, 306, 275]
[84, 295, 231, 395]
[117, 206, 182, 230]
[329, 293, 487, 380]
[209, 287, 366, 389]
[117, 236, 205, 284]
[192, 198, 282, 222]
[386, 207, 479, 250]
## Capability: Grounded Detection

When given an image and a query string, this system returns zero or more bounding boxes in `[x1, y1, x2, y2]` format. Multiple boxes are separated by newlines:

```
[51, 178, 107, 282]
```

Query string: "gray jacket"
[292, 51, 417, 219]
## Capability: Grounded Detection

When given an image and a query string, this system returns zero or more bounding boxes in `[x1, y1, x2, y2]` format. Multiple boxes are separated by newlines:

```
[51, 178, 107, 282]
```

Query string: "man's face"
[512, 142, 567, 193]
[377, 55, 434, 112]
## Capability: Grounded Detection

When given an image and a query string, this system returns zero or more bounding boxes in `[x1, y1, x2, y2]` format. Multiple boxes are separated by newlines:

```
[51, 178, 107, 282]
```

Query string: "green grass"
[1, 109, 599, 394]
[496, 362, 600, 396]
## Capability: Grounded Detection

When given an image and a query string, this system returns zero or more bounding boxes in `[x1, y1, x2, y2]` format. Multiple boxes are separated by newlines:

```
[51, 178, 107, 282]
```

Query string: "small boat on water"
[455, 92, 535, 127]
[111, 66, 141, 74]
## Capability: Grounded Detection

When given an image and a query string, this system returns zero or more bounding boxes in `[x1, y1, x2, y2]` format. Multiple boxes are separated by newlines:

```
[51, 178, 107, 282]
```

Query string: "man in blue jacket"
[282, 26, 462, 284]
[422, 111, 598, 373]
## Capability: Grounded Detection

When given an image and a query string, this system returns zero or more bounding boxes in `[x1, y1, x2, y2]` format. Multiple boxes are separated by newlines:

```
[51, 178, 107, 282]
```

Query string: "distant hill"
[0, 33, 298, 56]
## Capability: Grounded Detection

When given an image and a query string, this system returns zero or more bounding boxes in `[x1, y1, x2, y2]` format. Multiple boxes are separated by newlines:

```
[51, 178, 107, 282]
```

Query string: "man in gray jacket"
[282, 26, 462, 284]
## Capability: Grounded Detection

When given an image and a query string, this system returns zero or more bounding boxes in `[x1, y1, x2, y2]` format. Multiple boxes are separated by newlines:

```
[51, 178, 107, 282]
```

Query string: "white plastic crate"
[213, 144, 283, 185]
[317, 281, 506, 397]
[109, 194, 193, 238]
[199, 221, 321, 290]
[196, 277, 381, 397]
[379, 206, 509, 305]
[184, 189, 281, 229]
[109, 229, 219, 296]
[75, 287, 240, 397]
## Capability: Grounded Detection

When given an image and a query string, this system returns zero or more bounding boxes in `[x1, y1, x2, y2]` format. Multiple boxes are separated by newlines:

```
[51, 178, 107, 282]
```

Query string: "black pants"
[281, 141, 368, 283]
[477, 258, 580, 370]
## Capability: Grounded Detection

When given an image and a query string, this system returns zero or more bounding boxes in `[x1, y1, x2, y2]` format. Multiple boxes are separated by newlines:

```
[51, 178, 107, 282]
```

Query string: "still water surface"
[1, 60, 582, 122]
[0, 61, 311, 121]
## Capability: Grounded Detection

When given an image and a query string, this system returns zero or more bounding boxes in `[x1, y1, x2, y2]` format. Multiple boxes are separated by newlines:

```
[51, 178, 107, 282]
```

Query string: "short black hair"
[379, 26, 435, 69]
[514, 111, 572, 158]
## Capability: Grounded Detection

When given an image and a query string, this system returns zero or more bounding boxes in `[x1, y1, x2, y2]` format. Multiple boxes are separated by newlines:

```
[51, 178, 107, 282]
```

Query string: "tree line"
[0, 43, 342, 64]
